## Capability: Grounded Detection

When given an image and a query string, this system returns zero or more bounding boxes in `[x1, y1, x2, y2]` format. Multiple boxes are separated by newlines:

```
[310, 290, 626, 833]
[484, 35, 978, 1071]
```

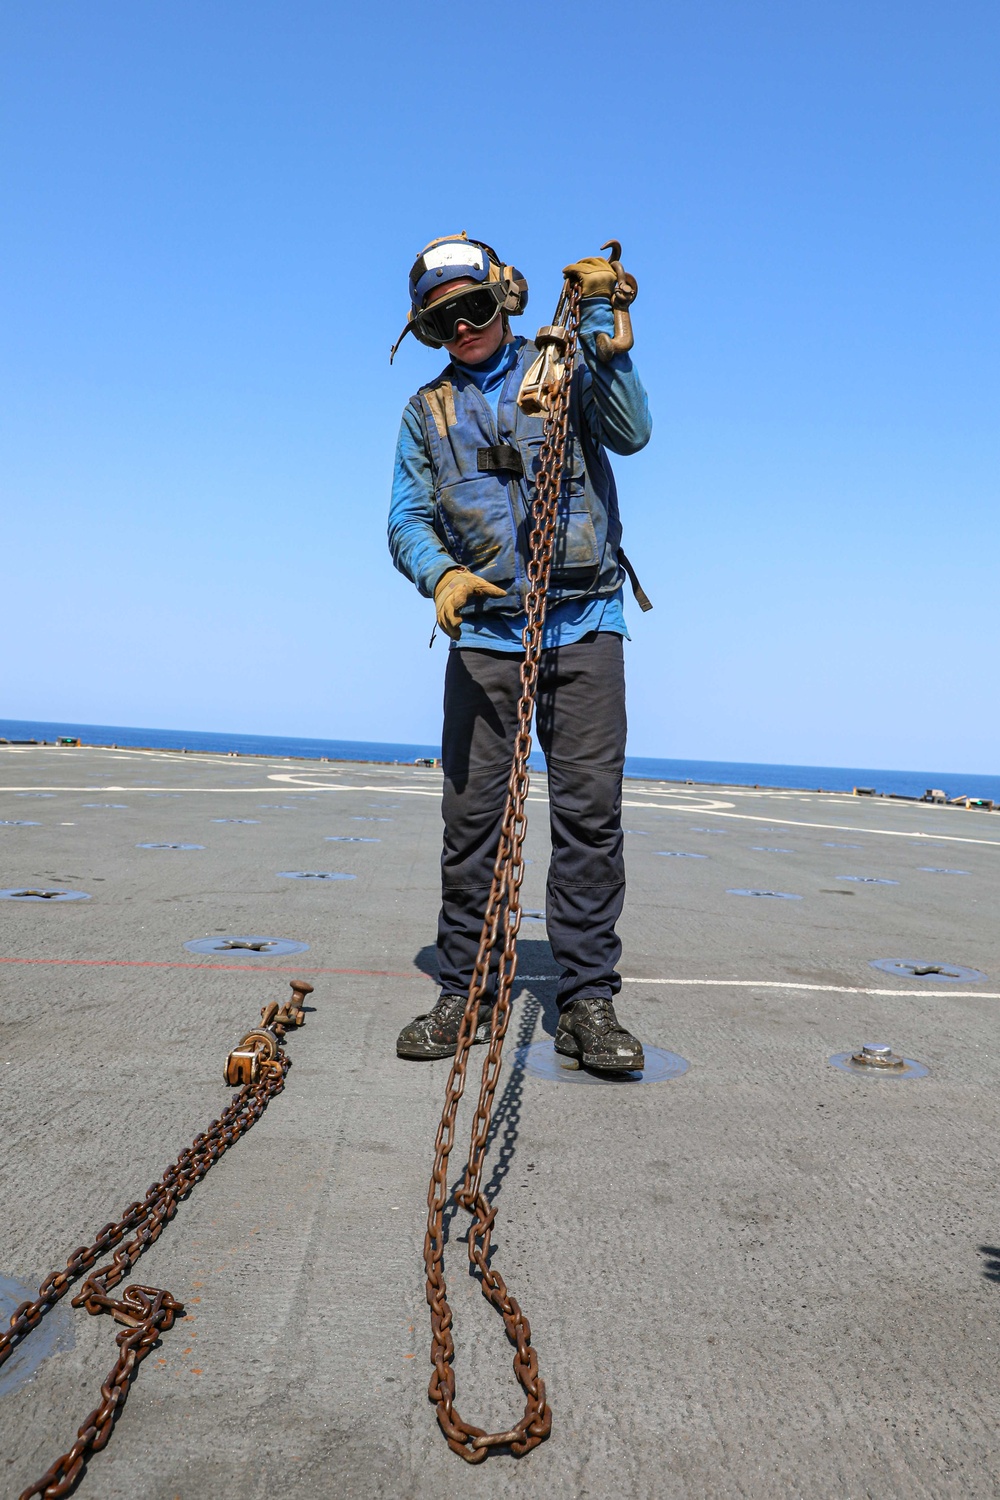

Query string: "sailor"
[388, 233, 652, 1072]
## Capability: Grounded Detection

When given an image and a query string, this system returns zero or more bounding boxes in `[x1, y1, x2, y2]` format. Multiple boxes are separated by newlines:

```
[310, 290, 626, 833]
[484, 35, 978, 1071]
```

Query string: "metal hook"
[595, 239, 638, 363]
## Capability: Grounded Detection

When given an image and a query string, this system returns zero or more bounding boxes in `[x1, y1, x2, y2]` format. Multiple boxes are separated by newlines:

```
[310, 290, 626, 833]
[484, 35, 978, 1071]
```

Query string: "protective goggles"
[415, 282, 504, 345]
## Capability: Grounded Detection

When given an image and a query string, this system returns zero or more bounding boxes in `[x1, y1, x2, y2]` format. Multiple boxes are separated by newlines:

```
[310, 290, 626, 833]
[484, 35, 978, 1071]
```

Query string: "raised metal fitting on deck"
[828, 1042, 929, 1079]
[850, 1043, 905, 1070]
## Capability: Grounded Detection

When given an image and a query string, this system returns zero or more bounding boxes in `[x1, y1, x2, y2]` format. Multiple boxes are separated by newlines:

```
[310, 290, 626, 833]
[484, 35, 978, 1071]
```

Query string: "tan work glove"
[433, 568, 506, 640]
[562, 255, 618, 300]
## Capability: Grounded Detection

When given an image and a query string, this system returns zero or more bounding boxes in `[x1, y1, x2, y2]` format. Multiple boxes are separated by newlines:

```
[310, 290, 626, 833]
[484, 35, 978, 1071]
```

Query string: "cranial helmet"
[390, 231, 528, 362]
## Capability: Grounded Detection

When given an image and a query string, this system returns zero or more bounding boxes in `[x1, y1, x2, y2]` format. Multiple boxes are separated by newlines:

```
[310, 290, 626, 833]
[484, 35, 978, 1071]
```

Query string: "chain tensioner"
[4, 979, 314, 1499]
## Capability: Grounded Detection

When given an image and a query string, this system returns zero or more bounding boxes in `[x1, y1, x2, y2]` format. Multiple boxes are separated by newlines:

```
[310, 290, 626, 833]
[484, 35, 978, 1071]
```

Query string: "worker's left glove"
[562, 255, 618, 301]
[434, 567, 506, 640]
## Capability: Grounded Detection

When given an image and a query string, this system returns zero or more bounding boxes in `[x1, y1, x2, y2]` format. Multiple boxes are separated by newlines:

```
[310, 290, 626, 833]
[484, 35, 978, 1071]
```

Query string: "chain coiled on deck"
[423, 281, 582, 1461]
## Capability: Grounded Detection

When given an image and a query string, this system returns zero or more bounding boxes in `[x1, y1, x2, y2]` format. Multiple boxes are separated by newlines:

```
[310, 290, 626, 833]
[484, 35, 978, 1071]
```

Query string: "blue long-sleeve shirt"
[389, 297, 651, 650]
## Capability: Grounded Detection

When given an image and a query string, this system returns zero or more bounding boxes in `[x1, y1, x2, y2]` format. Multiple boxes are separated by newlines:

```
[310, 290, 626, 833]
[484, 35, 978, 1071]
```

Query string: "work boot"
[554, 997, 645, 1073]
[396, 992, 495, 1060]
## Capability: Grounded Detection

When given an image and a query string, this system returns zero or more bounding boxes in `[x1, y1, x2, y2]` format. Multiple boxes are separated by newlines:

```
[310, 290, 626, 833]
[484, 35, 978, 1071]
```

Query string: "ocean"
[3, 718, 998, 804]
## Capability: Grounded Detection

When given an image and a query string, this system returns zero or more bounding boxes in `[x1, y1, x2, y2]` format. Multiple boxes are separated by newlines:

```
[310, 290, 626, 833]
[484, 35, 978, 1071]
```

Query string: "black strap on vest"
[619, 548, 653, 612]
[476, 440, 650, 611]
[477, 443, 524, 476]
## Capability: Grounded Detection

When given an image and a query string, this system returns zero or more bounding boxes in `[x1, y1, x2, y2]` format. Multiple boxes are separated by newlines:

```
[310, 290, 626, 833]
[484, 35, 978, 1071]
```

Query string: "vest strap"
[477, 443, 524, 477]
[619, 548, 653, 612]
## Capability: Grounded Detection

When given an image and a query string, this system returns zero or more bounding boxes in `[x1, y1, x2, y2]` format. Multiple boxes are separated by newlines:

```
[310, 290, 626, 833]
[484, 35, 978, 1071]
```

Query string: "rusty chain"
[423, 279, 583, 1461]
[4, 978, 314, 1500]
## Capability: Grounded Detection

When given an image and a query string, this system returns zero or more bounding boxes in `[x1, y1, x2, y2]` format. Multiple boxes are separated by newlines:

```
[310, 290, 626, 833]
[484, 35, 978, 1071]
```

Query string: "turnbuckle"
[224, 1048, 261, 1086]
[224, 979, 313, 1085]
[517, 324, 570, 416]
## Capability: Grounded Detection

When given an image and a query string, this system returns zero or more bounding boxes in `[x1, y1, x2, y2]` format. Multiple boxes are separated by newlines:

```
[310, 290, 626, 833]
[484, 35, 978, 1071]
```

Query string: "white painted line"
[619, 801, 1000, 848]
[4, 772, 997, 848]
[0, 782, 446, 797]
[1, 783, 996, 843]
[615, 977, 998, 998]
[516, 975, 998, 997]
[0, 785, 339, 794]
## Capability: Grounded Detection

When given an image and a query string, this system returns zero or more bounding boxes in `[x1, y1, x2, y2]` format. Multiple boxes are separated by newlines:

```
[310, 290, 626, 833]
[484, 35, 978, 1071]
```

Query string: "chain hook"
[595, 239, 638, 363]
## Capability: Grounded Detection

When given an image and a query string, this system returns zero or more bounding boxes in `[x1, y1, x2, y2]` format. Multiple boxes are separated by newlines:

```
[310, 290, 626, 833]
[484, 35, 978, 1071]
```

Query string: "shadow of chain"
[440, 989, 543, 1252]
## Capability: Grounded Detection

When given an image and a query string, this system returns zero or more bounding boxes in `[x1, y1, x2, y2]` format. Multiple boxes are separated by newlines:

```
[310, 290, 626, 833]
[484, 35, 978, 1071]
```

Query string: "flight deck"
[3, 742, 999, 1498]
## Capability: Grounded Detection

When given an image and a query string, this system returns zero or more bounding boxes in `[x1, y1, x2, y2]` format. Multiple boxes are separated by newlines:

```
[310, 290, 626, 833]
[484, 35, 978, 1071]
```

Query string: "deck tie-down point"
[184, 935, 309, 956]
[829, 1043, 929, 1079]
[0, 888, 90, 902]
[727, 888, 802, 900]
[515, 1039, 688, 1085]
[136, 842, 204, 851]
[869, 958, 987, 984]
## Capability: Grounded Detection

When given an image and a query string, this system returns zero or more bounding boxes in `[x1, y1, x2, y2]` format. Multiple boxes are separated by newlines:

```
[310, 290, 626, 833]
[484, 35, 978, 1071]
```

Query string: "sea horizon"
[2, 716, 998, 804]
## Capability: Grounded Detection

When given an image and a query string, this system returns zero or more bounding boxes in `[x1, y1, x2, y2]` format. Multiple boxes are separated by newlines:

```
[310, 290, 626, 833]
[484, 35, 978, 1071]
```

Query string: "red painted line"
[0, 956, 431, 979]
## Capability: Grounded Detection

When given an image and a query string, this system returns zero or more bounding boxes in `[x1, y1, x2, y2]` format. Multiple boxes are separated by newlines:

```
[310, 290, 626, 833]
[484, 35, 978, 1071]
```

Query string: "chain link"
[423, 282, 582, 1460]
[4, 980, 314, 1499]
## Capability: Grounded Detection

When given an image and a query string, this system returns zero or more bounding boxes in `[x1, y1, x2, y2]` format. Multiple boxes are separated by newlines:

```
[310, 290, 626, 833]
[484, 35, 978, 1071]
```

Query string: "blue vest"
[410, 339, 624, 617]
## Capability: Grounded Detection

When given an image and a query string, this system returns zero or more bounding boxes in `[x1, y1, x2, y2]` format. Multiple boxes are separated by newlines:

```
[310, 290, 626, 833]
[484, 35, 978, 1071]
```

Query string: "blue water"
[2, 718, 998, 802]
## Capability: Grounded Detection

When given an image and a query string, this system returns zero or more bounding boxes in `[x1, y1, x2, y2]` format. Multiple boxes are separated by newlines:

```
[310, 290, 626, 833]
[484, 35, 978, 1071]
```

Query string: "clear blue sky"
[3, 1, 997, 771]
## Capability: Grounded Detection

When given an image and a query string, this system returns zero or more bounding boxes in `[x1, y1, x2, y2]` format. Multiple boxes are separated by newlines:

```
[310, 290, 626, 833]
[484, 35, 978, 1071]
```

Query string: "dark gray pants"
[437, 631, 627, 1011]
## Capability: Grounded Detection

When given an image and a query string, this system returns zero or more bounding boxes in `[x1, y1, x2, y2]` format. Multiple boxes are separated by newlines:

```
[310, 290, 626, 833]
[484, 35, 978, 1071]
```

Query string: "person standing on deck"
[388, 233, 652, 1073]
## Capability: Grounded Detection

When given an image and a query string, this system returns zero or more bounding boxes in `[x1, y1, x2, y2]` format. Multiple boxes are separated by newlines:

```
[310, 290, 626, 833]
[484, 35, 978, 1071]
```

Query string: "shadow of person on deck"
[412, 937, 561, 1037]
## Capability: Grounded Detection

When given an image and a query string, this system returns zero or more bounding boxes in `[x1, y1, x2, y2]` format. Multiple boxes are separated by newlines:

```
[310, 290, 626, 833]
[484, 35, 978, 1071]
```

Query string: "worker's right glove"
[433, 567, 506, 640]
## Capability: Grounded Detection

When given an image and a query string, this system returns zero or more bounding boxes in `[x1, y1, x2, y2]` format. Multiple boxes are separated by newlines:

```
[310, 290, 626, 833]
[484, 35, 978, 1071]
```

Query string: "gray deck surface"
[2, 743, 1000, 1499]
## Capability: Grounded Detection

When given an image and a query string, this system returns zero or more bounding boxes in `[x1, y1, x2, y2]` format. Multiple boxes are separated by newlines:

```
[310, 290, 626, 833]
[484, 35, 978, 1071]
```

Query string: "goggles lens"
[418, 284, 503, 344]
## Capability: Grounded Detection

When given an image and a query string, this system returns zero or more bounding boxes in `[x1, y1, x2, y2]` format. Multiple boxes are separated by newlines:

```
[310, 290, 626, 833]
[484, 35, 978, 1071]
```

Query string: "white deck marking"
[516, 976, 999, 998]
[619, 801, 1000, 848]
[0, 781, 996, 844]
[3, 758, 996, 846]
[0, 784, 413, 794]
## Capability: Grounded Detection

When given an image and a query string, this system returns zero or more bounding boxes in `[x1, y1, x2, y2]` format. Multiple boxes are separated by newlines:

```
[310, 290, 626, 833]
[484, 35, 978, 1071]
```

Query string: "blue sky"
[3, 1, 997, 771]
